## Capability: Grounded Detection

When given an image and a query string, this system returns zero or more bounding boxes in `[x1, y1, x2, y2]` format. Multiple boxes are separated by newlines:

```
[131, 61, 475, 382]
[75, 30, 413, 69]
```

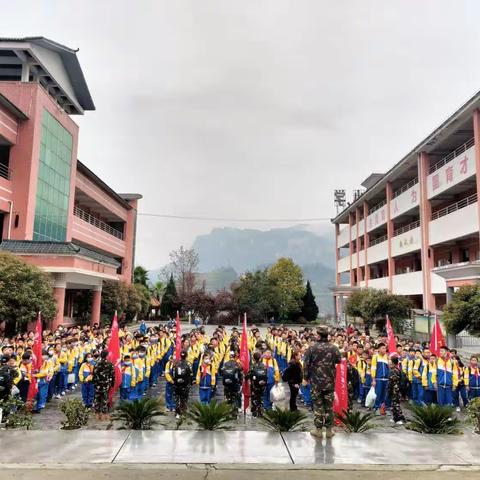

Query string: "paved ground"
[1, 429, 480, 465]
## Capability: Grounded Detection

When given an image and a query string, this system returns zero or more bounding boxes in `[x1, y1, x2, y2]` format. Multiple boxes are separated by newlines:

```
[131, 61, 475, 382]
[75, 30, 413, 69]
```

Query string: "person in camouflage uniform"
[388, 356, 406, 424]
[173, 351, 192, 418]
[222, 351, 243, 414]
[248, 352, 267, 418]
[92, 350, 115, 420]
[304, 326, 341, 438]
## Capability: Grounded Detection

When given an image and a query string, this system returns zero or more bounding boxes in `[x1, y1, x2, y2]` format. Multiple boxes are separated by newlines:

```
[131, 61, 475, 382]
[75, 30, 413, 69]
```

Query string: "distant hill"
[149, 225, 336, 314]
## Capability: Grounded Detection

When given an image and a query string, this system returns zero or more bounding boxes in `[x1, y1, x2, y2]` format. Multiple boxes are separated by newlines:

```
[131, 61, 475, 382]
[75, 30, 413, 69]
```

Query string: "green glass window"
[33, 110, 73, 242]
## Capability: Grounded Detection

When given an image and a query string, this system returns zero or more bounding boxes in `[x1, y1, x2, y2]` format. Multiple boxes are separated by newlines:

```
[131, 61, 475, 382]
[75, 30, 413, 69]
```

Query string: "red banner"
[239, 313, 251, 410]
[27, 312, 42, 406]
[107, 311, 122, 405]
[175, 310, 182, 360]
[386, 315, 397, 356]
[333, 358, 348, 423]
[429, 315, 446, 356]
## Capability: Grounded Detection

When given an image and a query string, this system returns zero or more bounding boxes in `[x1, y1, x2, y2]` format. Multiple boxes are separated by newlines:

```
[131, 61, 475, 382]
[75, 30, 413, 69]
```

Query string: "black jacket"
[282, 361, 302, 385]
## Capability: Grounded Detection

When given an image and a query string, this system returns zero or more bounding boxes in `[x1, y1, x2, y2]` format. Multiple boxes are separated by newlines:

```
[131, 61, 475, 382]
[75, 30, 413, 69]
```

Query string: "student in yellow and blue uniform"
[133, 349, 146, 398]
[371, 343, 389, 411]
[422, 353, 437, 404]
[120, 354, 137, 401]
[437, 346, 454, 406]
[402, 348, 415, 400]
[357, 351, 370, 404]
[197, 354, 217, 404]
[262, 348, 280, 410]
[412, 349, 426, 405]
[33, 350, 53, 413]
[464, 355, 480, 401]
[164, 355, 175, 411]
[46, 347, 59, 402]
[79, 352, 95, 407]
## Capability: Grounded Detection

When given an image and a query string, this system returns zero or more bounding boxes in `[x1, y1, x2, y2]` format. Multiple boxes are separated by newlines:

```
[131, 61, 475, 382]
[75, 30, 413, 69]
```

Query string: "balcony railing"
[431, 193, 478, 221]
[369, 234, 388, 247]
[0, 163, 12, 180]
[369, 199, 386, 214]
[74, 206, 124, 240]
[429, 137, 475, 174]
[392, 177, 418, 199]
[393, 220, 421, 237]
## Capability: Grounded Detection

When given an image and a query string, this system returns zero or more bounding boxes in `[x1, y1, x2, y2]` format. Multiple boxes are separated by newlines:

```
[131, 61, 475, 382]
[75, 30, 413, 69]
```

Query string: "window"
[33, 110, 73, 242]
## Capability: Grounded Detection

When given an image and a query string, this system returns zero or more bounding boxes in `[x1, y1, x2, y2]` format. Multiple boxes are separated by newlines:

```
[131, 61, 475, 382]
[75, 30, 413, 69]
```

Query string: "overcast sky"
[4, 1, 480, 270]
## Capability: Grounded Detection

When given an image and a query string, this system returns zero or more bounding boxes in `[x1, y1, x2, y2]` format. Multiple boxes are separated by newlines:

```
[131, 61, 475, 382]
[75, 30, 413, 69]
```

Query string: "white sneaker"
[175, 414, 180, 419]
[396, 421, 404, 425]
[357, 399, 362, 404]
[456, 407, 460, 412]
[390, 418, 395, 423]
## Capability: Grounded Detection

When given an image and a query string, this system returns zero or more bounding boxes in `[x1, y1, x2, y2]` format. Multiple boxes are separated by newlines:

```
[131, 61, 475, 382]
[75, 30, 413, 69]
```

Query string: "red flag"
[175, 310, 182, 360]
[386, 315, 397, 356]
[27, 312, 43, 406]
[429, 314, 446, 356]
[333, 358, 348, 424]
[107, 311, 121, 405]
[239, 313, 251, 410]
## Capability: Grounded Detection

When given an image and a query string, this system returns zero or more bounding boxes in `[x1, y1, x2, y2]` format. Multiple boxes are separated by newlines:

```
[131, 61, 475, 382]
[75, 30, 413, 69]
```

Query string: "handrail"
[392, 177, 418, 199]
[369, 199, 386, 214]
[431, 193, 478, 221]
[429, 137, 475, 174]
[0, 163, 12, 180]
[74, 206, 124, 240]
[393, 220, 421, 237]
[369, 234, 387, 247]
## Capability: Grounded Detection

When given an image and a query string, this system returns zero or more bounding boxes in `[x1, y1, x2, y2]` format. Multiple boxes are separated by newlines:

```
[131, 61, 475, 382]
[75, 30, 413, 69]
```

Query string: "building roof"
[332, 87, 480, 224]
[0, 36, 95, 114]
[76, 161, 142, 210]
[0, 240, 120, 267]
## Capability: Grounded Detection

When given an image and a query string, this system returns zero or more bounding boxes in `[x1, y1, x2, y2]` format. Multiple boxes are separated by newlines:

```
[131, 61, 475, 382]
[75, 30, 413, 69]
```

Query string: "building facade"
[332, 90, 480, 321]
[0, 37, 141, 328]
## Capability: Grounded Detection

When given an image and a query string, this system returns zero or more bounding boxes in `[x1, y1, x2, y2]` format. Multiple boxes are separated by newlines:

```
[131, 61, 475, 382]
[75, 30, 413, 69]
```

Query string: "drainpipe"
[7, 200, 13, 240]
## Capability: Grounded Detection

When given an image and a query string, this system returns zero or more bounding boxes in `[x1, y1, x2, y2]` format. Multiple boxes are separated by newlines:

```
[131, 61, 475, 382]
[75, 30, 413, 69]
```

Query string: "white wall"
[427, 145, 476, 199]
[338, 255, 350, 273]
[338, 226, 349, 247]
[391, 183, 420, 220]
[392, 271, 423, 296]
[368, 277, 389, 289]
[358, 249, 365, 267]
[367, 204, 387, 233]
[431, 272, 447, 295]
[391, 227, 421, 257]
[367, 240, 388, 264]
[429, 203, 478, 245]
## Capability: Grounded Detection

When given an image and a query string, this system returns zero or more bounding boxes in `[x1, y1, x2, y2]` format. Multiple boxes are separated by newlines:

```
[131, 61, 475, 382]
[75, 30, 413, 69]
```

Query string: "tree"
[443, 284, 480, 335]
[160, 274, 178, 318]
[101, 280, 129, 319]
[179, 289, 216, 320]
[151, 280, 165, 300]
[167, 246, 199, 296]
[125, 283, 151, 321]
[0, 252, 56, 335]
[300, 280, 319, 322]
[232, 269, 279, 323]
[133, 266, 149, 287]
[344, 288, 412, 332]
[267, 257, 305, 321]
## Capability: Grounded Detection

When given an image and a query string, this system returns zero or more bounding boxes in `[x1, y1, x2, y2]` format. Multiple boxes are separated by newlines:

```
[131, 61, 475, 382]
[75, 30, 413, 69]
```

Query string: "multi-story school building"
[0, 37, 141, 328]
[333, 89, 480, 321]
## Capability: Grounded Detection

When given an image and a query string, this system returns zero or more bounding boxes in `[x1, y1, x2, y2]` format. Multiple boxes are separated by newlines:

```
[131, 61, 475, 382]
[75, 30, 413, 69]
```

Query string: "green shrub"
[112, 398, 165, 430]
[407, 404, 461, 434]
[0, 397, 34, 430]
[187, 400, 235, 430]
[60, 398, 89, 430]
[335, 409, 375, 433]
[261, 407, 308, 432]
[466, 397, 480, 433]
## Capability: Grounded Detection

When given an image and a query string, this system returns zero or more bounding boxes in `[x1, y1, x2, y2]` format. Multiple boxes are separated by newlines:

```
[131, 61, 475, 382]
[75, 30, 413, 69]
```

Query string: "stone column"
[91, 284, 102, 327]
[52, 274, 66, 330]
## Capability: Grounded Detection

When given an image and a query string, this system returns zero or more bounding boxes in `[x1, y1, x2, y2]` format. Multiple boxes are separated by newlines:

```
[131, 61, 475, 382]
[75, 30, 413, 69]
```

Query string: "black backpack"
[222, 363, 239, 386]
[0, 365, 11, 394]
[399, 369, 409, 397]
[251, 363, 267, 386]
[173, 361, 191, 386]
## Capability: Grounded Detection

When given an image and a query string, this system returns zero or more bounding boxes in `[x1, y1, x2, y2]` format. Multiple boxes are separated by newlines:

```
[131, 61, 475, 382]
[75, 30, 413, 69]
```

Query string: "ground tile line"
[112, 431, 132, 463]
